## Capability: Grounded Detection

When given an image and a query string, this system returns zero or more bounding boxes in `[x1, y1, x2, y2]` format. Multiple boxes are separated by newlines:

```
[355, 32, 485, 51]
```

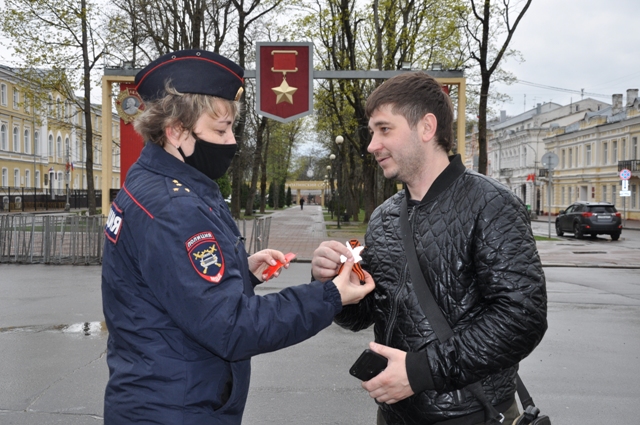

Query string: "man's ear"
[420, 113, 438, 143]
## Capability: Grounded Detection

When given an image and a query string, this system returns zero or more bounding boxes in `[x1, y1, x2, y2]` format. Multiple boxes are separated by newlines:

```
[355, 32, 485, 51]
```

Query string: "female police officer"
[101, 49, 374, 425]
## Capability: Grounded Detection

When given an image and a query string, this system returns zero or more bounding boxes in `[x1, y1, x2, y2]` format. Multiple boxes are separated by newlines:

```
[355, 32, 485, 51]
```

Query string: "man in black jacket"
[311, 72, 547, 425]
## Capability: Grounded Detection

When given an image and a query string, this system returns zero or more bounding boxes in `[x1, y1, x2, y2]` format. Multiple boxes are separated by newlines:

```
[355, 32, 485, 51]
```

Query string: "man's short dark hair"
[365, 72, 455, 152]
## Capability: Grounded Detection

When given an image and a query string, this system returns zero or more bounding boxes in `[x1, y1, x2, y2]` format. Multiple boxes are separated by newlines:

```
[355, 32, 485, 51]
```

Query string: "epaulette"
[166, 178, 197, 198]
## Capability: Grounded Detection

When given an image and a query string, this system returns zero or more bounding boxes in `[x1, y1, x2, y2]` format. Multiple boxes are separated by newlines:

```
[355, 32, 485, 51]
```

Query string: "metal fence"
[1, 213, 272, 265]
[0, 214, 105, 265]
[0, 187, 102, 212]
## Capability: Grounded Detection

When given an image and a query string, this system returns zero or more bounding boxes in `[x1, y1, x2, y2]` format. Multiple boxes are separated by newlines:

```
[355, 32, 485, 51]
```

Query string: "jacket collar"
[137, 142, 220, 195]
[410, 154, 465, 205]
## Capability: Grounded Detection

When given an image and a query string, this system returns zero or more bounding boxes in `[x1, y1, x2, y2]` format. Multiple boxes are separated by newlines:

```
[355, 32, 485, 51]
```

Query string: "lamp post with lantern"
[326, 162, 334, 218]
[334, 135, 344, 229]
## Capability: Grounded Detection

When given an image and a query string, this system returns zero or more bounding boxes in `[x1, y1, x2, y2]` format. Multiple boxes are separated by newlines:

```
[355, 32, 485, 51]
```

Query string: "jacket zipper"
[392, 203, 466, 404]
[383, 205, 416, 346]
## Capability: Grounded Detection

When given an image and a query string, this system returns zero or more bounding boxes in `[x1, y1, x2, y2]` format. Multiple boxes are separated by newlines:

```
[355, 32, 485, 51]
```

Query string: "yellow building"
[0, 65, 120, 211]
[542, 91, 640, 221]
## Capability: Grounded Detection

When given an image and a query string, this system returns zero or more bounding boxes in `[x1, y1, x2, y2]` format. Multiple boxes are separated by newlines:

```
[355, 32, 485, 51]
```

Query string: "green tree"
[216, 174, 232, 199]
[1, 0, 108, 214]
[285, 186, 292, 206]
[284, 0, 466, 222]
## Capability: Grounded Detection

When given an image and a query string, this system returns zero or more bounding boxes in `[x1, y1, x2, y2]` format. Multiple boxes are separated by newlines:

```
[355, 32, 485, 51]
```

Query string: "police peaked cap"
[135, 49, 245, 102]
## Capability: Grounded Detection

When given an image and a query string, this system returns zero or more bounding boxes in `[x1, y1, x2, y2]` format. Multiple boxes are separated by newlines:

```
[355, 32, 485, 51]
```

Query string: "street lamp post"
[327, 163, 334, 218]
[64, 143, 70, 212]
[335, 135, 344, 229]
[523, 142, 539, 219]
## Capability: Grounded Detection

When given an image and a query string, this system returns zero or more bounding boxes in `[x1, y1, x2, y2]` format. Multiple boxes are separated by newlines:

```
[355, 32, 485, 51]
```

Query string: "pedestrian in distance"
[300, 197, 305, 210]
[311, 71, 547, 425]
[101, 49, 375, 425]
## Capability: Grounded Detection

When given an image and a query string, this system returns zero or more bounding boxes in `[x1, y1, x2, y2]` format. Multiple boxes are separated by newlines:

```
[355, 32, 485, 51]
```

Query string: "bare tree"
[463, 0, 532, 175]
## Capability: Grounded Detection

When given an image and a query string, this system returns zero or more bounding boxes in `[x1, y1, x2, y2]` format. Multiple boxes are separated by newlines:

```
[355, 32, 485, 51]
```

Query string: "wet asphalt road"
[1, 264, 639, 424]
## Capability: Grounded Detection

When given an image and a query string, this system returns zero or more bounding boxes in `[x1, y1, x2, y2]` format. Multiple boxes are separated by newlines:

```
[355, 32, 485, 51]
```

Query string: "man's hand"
[332, 258, 375, 305]
[362, 342, 414, 404]
[311, 240, 353, 282]
[248, 249, 288, 281]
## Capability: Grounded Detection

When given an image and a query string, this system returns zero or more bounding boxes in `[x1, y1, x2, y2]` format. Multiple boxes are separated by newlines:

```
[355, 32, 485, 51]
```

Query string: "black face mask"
[179, 137, 237, 181]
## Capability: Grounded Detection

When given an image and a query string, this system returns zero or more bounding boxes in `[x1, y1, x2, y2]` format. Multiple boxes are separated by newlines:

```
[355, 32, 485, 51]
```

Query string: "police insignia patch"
[186, 232, 225, 283]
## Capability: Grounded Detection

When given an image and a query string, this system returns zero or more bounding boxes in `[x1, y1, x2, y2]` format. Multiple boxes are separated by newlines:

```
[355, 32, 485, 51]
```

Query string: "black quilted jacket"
[335, 155, 547, 424]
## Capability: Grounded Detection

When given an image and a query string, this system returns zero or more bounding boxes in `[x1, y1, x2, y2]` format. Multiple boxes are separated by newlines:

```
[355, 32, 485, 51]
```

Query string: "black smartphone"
[349, 349, 388, 381]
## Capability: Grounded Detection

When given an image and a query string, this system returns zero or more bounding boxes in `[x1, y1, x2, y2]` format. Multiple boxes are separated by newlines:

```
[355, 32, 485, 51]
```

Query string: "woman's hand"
[248, 249, 288, 282]
[331, 258, 375, 305]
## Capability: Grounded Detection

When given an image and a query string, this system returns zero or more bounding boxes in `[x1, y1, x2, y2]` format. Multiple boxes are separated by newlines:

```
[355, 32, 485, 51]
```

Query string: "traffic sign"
[619, 190, 631, 197]
[541, 152, 559, 170]
[619, 169, 631, 180]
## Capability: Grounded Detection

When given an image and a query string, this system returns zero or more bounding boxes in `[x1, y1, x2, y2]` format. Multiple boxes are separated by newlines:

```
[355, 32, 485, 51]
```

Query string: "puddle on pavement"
[0, 321, 107, 338]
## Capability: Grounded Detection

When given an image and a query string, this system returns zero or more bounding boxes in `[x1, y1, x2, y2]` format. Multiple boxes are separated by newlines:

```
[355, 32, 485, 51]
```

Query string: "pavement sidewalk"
[264, 205, 640, 269]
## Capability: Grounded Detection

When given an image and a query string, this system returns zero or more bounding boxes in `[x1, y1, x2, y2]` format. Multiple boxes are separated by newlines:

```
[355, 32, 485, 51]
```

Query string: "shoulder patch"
[186, 231, 225, 283]
[105, 202, 124, 244]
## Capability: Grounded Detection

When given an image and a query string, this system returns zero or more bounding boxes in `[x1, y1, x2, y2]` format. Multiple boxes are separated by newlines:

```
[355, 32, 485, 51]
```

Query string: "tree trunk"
[82, 0, 96, 215]
[245, 116, 268, 216]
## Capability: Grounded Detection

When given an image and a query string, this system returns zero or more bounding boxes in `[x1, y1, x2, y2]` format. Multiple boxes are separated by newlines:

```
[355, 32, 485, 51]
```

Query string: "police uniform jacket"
[334, 155, 547, 424]
[102, 142, 342, 425]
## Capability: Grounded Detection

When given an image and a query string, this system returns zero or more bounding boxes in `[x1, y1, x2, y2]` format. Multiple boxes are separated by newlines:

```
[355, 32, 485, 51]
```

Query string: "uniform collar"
[415, 154, 465, 205]
[138, 142, 220, 194]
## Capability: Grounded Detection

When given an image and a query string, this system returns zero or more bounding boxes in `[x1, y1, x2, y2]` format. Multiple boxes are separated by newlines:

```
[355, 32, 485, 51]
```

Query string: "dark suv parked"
[555, 201, 622, 240]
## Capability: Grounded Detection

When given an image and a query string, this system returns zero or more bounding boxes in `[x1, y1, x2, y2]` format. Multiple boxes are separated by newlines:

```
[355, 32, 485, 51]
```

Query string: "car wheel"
[555, 221, 564, 236]
[574, 222, 583, 239]
[611, 233, 621, 241]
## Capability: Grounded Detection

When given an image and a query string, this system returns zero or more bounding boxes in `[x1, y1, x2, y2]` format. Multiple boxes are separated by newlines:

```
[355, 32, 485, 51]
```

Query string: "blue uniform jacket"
[102, 143, 342, 425]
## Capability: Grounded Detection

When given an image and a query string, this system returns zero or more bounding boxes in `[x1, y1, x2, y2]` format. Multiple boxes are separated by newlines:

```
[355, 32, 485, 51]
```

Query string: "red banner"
[257, 42, 313, 123]
[119, 83, 145, 185]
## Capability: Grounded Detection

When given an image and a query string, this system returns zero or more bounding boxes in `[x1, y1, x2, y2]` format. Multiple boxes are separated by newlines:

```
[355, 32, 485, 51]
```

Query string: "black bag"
[512, 376, 550, 425]
[399, 196, 550, 425]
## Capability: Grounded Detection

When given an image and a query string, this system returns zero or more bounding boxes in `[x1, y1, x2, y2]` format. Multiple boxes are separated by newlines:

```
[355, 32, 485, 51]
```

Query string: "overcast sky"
[1, 0, 639, 121]
[492, 0, 640, 117]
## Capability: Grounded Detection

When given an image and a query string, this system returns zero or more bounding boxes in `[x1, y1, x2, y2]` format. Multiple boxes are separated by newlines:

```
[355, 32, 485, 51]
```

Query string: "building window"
[48, 134, 54, 157]
[25, 169, 30, 187]
[632, 184, 637, 209]
[35, 170, 40, 188]
[568, 149, 573, 169]
[561, 149, 566, 168]
[34, 131, 39, 155]
[0, 84, 7, 106]
[621, 138, 626, 160]
[586, 144, 592, 166]
[48, 94, 53, 115]
[64, 137, 70, 159]
[561, 187, 565, 205]
[24, 129, 30, 154]
[56, 136, 62, 159]
[13, 126, 19, 152]
[1, 168, 7, 186]
[14, 169, 20, 187]
[612, 185, 616, 206]
[633, 137, 638, 160]
[612, 140, 618, 163]
[603, 142, 608, 164]
[1, 124, 7, 150]
[13, 89, 19, 109]
[603, 185, 607, 202]
[568, 186, 573, 202]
